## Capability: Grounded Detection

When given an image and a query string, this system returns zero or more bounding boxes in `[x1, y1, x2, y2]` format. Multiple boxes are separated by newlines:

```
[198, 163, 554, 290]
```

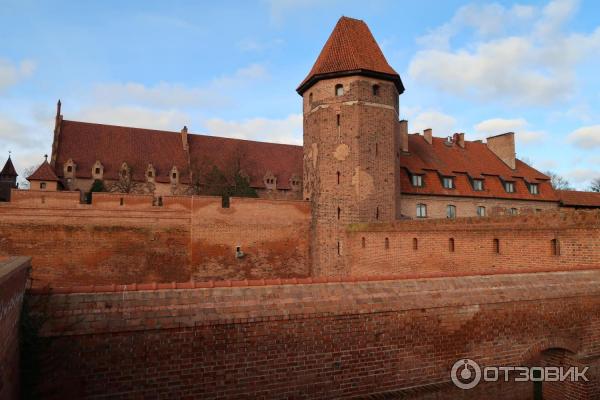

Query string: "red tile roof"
[27, 160, 59, 182]
[297, 16, 404, 94]
[400, 134, 558, 201]
[0, 156, 17, 177]
[188, 135, 302, 190]
[557, 190, 600, 207]
[54, 120, 303, 190]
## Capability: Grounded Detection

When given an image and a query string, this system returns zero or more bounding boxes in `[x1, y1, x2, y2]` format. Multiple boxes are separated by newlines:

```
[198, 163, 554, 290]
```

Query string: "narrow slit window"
[385, 237, 389, 249]
[493, 238, 500, 254]
[337, 207, 341, 220]
[376, 206, 379, 220]
[336, 114, 340, 127]
[337, 241, 340, 256]
[119, 197, 124, 206]
[309, 92, 313, 104]
[375, 143, 378, 156]
[551, 239, 560, 256]
[449, 238, 455, 252]
[372, 84, 380, 96]
[413, 238, 418, 250]
[361, 237, 366, 248]
[337, 171, 340, 184]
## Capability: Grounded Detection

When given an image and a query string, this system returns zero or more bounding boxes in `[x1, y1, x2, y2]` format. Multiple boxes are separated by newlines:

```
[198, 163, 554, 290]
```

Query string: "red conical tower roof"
[297, 16, 404, 94]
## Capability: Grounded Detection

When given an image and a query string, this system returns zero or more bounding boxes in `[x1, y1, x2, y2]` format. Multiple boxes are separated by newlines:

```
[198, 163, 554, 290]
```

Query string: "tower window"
[361, 237, 366, 248]
[375, 143, 378, 156]
[446, 205, 456, 219]
[493, 238, 500, 254]
[413, 238, 418, 250]
[119, 197, 124, 206]
[337, 171, 340, 184]
[337, 241, 340, 256]
[335, 84, 344, 96]
[551, 239, 560, 256]
[385, 237, 389, 249]
[336, 114, 340, 127]
[309, 92, 313, 104]
[376, 206, 379, 220]
[372, 84, 380, 96]
[40, 182, 46, 189]
[337, 207, 341, 220]
[449, 238, 455, 252]
[416, 203, 427, 218]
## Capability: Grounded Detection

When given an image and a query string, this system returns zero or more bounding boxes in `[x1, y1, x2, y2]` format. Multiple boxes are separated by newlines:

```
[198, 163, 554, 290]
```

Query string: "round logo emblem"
[451, 359, 482, 390]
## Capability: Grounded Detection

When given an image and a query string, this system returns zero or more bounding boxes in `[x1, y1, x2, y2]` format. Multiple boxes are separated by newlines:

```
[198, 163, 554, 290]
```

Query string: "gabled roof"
[297, 16, 404, 94]
[28, 160, 59, 182]
[53, 120, 303, 190]
[400, 134, 558, 201]
[557, 190, 600, 207]
[0, 156, 17, 177]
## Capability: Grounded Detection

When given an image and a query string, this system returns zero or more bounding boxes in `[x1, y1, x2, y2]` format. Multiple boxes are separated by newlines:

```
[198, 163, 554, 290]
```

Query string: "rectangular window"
[416, 203, 427, 218]
[446, 204, 456, 219]
[504, 181, 515, 193]
[40, 182, 46, 189]
[412, 175, 423, 187]
[473, 179, 483, 191]
[529, 183, 539, 194]
[509, 208, 518, 216]
[443, 177, 454, 189]
[95, 168, 100, 174]
[477, 206, 486, 217]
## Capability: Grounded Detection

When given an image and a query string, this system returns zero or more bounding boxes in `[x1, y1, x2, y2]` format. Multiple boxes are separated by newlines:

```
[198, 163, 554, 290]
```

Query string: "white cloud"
[237, 37, 284, 52]
[567, 125, 600, 148]
[73, 106, 190, 131]
[203, 114, 302, 145]
[565, 167, 599, 184]
[407, 110, 457, 136]
[409, 0, 600, 106]
[474, 117, 546, 144]
[0, 59, 35, 92]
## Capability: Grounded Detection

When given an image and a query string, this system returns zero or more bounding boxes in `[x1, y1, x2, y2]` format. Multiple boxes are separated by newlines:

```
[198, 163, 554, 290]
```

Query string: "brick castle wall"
[0, 191, 311, 287]
[27, 270, 600, 399]
[347, 210, 600, 278]
[0, 257, 30, 400]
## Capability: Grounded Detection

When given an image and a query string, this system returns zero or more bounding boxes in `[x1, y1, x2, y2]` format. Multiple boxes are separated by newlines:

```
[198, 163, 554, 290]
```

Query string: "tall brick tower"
[297, 17, 405, 275]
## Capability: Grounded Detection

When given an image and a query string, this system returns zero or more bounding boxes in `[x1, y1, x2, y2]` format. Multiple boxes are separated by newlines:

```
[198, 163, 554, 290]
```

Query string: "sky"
[1, 0, 599, 189]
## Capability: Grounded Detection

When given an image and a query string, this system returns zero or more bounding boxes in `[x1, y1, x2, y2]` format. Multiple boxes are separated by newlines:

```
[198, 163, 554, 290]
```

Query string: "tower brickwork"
[299, 17, 404, 275]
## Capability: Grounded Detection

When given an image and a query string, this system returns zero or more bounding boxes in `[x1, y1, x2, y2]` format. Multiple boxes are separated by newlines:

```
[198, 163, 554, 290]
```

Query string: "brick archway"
[520, 337, 581, 366]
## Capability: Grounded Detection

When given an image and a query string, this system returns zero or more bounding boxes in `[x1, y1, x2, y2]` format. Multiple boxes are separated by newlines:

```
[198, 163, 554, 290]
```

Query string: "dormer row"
[62, 159, 181, 185]
[408, 171, 541, 195]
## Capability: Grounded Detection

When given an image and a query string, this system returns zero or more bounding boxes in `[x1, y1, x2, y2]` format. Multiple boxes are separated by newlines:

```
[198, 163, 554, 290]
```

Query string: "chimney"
[424, 128, 432, 144]
[400, 120, 409, 152]
[181, 126, 189, 152]
[486, 132, 516, 169]
[453, 132, 465, 148]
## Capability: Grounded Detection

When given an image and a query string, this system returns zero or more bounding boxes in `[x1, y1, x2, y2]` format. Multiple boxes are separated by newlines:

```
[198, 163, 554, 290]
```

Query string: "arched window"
[449, 238, 455, 252]
[416, 204, 427, 218]
[335, 84, 344, 96]
[372, 84, 380, 96]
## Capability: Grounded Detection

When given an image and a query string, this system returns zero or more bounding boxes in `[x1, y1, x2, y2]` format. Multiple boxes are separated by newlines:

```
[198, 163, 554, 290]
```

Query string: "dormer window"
[412, 174, 423, 187]
[92, 161, 104, 179]
[442, 177, 454, 189]
[335, 84, 344, 96]
[528, 183, 539, 195]
[95, 168, 100, 174]
[372, 84, 380, 96]
[172, 172, 177, 179]
[504, 181, 515, 193]
[67, 166, 72, 173]
[148, 171, 153, 178]
[473, 179, 483, 191]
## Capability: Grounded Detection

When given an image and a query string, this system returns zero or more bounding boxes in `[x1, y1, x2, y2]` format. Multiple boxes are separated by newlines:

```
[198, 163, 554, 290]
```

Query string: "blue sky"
[1, 0, 599, 189]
